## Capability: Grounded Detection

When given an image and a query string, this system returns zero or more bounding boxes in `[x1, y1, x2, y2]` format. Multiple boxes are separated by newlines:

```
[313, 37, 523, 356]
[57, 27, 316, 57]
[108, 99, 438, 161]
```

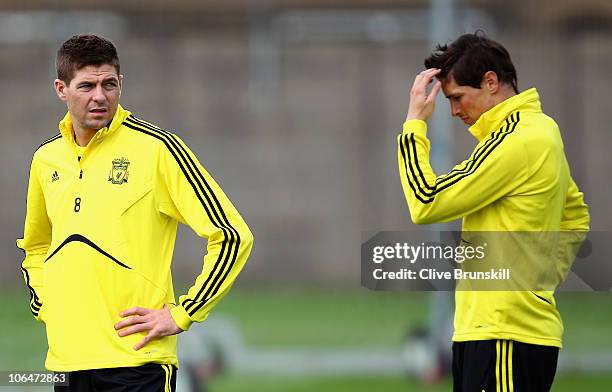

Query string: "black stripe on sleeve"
[402, 112, 521, 204]
[407, 133, 437, 193]
[128, 116, 242, 315]
[433, 119, 512, 186]
[20, 267, 41, 307]
[404, 133, 436, 197]
[433, 113, 520, 192]
[124, 116, 241, 316]
[434, 114, 514, 184]
[435, 113, 517, 187]
[21, 267, 41, 316]
[125, 116, 240, 314]
[123, 119, 233, 308]
[410, 114, 514, 196]
[399, 133, 433, 203]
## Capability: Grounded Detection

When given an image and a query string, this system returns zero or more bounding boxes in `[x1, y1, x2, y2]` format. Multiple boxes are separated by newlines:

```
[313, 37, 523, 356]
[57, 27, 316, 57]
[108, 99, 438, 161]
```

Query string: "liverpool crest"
[108, 157, 129, 185]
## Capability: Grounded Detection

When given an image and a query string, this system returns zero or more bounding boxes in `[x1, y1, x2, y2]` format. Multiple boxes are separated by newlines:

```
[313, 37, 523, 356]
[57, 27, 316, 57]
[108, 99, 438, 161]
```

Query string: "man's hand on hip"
[115, 305, 183, 351]
[406, 68, 442, 122]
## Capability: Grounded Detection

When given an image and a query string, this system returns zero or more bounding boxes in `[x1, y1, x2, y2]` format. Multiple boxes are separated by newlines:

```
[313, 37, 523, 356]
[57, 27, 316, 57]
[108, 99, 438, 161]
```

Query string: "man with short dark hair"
[397, 32, 589, 391]
[17, 34, 254, 391]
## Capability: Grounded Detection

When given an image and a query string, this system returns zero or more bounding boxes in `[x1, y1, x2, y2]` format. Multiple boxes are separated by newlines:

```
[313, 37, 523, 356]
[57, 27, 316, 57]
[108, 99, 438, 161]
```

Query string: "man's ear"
[482, 71, 500, 94]
[54, 79, 68, 102]
[118, 74, 124, 97]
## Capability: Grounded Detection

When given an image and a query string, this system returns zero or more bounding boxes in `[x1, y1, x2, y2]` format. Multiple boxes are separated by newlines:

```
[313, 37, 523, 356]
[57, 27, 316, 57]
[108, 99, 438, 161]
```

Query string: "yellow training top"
[17, 105, 254, 371]
[397, 88, 589, 347]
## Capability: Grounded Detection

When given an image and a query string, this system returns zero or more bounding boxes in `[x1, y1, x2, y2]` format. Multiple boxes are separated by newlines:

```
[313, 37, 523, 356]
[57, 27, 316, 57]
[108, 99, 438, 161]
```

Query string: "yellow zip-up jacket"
[17, 105, 254, 371]
[397, 88, 589, 347]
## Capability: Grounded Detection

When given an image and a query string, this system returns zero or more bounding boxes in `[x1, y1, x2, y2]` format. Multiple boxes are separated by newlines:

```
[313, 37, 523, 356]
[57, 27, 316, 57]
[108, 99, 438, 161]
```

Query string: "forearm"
[171, 221, 253, 330]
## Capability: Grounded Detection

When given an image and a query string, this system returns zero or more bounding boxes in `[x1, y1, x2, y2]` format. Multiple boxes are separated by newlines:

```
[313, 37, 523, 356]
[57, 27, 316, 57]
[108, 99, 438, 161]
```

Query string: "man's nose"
[450, 103, 460, 117]
[92, 85, 106, 102]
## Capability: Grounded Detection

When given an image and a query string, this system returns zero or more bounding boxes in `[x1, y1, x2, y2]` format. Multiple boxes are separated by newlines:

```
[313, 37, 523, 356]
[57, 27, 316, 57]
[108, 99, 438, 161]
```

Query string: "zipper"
[76, 155, 83, 179]
[73, 126, 106, 180]
[76, 156, 82, 179]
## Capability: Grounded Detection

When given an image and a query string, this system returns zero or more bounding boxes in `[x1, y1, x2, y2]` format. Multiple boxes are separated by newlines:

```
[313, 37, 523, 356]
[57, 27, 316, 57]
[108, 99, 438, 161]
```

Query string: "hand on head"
[406, 68, 442, 122]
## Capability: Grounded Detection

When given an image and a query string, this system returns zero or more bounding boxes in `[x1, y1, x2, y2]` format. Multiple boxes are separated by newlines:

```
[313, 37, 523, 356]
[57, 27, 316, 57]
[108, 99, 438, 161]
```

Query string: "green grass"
[210, 375, 452, 392]
[555, 292, 612, 349]
[208, 374, 612, 392]
[0, 289, 47, 370]
[211, 289, 612, 349]
[211, 288, 431, 348]
[2, 287, 612, 390]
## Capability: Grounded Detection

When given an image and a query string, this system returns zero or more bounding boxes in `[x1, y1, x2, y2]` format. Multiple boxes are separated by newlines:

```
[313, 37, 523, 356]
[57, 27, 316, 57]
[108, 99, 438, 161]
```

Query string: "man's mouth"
[90, 108, 107, 113]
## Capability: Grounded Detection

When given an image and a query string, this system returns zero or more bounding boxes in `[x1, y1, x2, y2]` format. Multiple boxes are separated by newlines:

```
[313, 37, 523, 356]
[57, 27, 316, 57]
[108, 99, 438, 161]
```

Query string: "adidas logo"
[51, 171, 59, 182]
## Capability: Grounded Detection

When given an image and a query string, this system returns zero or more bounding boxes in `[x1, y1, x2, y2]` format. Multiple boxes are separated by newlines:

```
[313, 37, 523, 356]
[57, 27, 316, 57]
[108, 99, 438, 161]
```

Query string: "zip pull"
[79, 170, 83, 179]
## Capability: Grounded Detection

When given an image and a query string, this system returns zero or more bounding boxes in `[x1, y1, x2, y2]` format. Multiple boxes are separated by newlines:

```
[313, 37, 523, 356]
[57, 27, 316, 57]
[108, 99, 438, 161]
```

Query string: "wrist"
[406, 112, 426, 122]
[169, 304, 193, 331]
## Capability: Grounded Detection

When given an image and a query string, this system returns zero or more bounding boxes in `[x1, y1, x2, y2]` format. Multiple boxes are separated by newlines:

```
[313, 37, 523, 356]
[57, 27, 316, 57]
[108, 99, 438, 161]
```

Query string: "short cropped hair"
[424, 31, 518, 93]
[56, 34, 120, 85]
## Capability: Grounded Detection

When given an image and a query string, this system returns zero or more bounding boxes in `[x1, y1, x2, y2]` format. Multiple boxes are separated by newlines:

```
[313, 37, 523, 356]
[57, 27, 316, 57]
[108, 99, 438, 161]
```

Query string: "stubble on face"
[60, 64, 122, 135]
[441, 72, 516, 127]
[441, 76, 496, 126]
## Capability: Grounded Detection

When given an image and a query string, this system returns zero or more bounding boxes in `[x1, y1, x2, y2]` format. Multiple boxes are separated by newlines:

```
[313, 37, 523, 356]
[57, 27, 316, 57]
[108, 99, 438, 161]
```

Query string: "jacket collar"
[59, 104, 131, 145]
[468, 88, 541, 141]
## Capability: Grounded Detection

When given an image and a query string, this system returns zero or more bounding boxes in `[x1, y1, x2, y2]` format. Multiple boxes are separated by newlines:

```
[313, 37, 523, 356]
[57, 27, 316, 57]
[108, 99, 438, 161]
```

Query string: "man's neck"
[492, 88, 517, 108]
[73, 126, 97, 147]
